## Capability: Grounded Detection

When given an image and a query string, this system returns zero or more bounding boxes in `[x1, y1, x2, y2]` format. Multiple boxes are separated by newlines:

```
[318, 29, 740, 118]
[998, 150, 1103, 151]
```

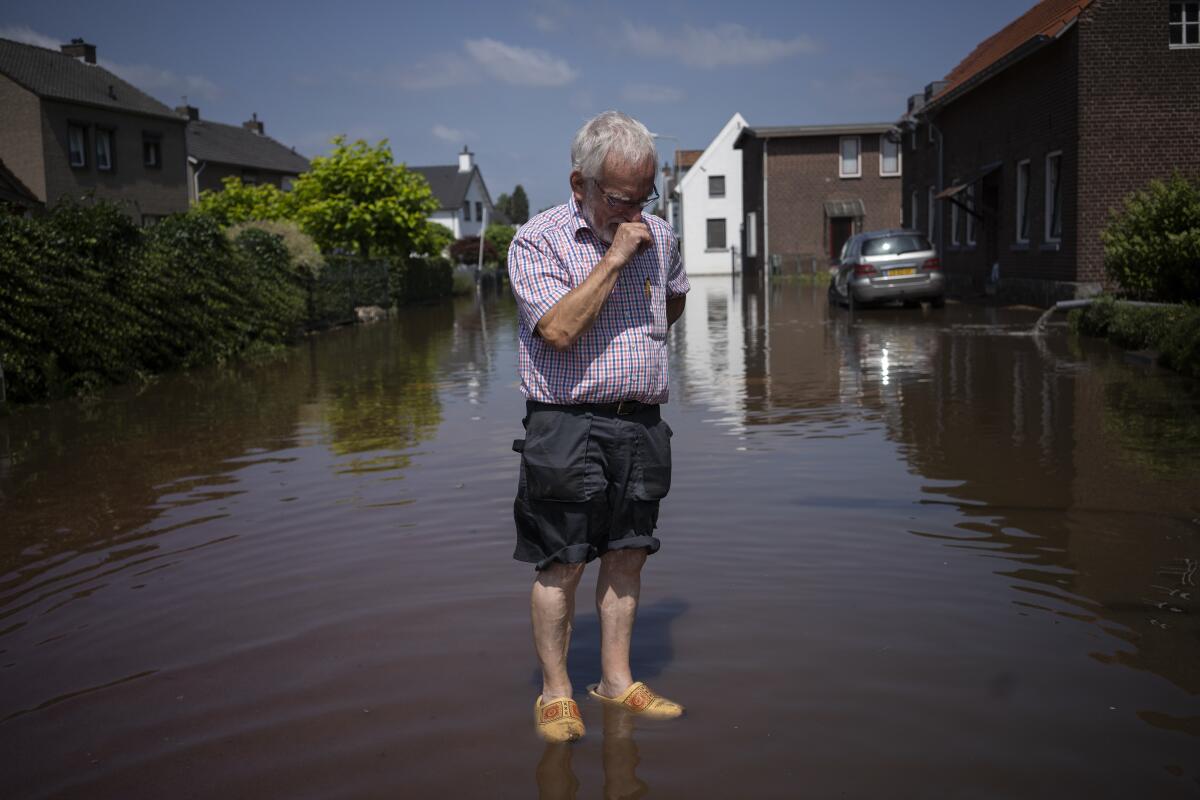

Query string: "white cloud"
[620, 83, 686, 104]
[621, 21, 821, 68]
[464, 38, 576, 87]
[432, 124, 473, 143]
[379, 53, 479, 91]
[0, 24, 60, 50]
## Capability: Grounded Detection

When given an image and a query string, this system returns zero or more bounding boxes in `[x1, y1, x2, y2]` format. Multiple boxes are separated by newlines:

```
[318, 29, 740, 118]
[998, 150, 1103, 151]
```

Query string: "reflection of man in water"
[509, 111, 689, 742]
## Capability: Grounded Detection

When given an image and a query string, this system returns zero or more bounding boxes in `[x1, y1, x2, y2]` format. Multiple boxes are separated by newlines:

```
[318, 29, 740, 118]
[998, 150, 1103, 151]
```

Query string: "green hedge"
[1071, 296, 1200, 378]
[0, 202, 306, 405]
[1, 202, 456, 407]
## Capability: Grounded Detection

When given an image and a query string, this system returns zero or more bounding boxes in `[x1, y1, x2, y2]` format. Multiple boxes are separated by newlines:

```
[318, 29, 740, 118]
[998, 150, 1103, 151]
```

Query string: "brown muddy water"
[2, 278, 1199, 799]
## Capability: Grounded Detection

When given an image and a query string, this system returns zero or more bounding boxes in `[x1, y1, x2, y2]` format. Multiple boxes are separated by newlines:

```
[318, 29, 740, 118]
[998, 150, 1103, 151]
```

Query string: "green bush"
[0, 201, 313, 406]
[1072, 296, 1200, 378]
[1101, 172, 1200, 302]
[227, 219, 325, 278]
[393, 256, 452, 306]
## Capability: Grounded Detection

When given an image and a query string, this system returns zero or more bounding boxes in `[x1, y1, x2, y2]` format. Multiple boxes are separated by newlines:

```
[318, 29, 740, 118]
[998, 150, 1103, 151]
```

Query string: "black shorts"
[513, 402, 673, 570]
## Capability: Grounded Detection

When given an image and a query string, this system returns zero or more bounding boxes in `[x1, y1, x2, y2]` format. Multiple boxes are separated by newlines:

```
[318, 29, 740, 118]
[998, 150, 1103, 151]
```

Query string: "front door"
[830, 217, 854, 261]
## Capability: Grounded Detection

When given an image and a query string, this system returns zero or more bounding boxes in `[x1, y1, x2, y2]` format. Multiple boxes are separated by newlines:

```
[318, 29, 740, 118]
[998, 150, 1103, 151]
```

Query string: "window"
[908, 128, 916, 152]
[1045, 151, 1062, 242]
[68, 124, 87, 167]
[839, 136, 861, 178]
[242, 170, 259, 186]
[862, 233, 932, 256]
[708, 175, 725, 198]
[706, 218, 726, 249]
[966, 185, 977, 245]
[462, 203, 470, 222]
[1016, 159, 1031, 243]
[142, 135, 161, 168]
[928, 123, 935, 144]
[1170, 2, 1200, 47]
[880, 134, 901, 177]
[475, 201, 482, 221]
[951, 198, 960, 246]
[746, 211, 757, 258]
[910, 189, 918, 229]
[927, 186, 935, 240]
[95, 129, 113, 171]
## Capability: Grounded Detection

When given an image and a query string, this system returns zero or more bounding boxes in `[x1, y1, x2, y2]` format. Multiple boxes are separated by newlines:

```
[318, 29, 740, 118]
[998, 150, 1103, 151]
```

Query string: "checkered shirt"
[508, 196, 690, 405]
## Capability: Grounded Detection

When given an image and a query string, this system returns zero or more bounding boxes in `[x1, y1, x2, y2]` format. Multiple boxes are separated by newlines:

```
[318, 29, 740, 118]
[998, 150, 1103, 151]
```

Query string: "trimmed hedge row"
[1071, 296, 1200, 379]
[0, 203, 306, 404]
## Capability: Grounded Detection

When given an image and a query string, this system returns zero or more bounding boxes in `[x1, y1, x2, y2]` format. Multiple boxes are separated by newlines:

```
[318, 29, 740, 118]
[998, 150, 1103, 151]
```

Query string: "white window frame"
[1015, 159, 1031, 243]
[927, 186, 935, 241]
[839, 135, 861, 179]
[879, 134, 901, 177]
[95, 129, 113, 171]
[966, 185, 977, 246]
[68, 124, 87, 167]
[1170, 1, 1200, 48]
[950, 197, 960, 246]
[1045, 151, 1063, 243]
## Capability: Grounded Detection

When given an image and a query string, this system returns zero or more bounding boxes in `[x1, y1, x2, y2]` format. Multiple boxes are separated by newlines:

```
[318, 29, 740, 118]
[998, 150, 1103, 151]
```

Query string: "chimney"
[176, 105, 200, 121]
[458, 145, 474, 173]
[923, 80, 949, 102]
[907, 93, 926, 114]
[242, 113, 264, 135]
[60, 38, 97, 64]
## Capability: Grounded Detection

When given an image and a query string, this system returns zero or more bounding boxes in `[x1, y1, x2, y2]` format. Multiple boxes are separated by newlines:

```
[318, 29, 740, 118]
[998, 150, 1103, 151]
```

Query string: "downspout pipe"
[931, 117, 944, 262]
[762, 139, 769, 276]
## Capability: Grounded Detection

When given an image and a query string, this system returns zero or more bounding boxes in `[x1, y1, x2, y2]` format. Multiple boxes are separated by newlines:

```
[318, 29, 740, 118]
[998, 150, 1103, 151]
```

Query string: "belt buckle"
[616, 400, 634, 415]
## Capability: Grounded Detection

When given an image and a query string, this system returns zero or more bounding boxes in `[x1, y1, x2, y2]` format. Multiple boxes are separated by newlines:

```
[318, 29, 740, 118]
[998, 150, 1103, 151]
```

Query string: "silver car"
[828, 229, 945, 308]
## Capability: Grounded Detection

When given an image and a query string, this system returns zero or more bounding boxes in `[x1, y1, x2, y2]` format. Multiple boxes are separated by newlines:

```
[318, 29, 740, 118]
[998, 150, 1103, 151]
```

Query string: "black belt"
[527, 399, 659, 416]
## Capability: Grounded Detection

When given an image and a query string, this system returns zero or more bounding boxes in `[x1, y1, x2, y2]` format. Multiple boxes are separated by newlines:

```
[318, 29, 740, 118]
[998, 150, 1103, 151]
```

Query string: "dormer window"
[1170, 2, 1199, 47]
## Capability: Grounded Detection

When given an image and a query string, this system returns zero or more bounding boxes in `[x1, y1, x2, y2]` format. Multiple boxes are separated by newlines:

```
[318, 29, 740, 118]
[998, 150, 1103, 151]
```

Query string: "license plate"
[888, 267, 916, 277]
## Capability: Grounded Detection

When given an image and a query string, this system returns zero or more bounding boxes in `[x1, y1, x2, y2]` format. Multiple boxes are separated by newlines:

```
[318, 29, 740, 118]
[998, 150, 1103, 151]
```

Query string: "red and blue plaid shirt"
[509, 196, 690, 405]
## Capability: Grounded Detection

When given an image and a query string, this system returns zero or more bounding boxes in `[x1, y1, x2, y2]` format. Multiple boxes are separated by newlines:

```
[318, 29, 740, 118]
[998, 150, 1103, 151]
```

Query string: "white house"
[674, 113, 747, 276]
[411, 146, 498, 240]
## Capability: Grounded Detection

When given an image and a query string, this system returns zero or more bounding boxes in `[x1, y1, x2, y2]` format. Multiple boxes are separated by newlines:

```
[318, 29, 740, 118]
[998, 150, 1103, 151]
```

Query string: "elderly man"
[509, 111, 690, 743]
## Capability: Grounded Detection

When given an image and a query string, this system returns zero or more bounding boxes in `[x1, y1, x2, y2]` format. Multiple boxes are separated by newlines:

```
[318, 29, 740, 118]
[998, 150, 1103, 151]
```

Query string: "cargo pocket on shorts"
[521, 410, 595, 502]
[633, 418, 673, 500]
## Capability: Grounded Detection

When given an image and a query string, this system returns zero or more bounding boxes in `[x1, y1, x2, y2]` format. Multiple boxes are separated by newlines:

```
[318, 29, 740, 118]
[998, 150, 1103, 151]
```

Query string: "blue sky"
[3, 0, 1037, 213]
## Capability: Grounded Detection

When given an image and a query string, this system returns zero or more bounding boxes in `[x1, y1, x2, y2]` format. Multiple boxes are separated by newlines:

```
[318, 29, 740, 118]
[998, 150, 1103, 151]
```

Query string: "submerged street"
[2, 278, 1199, 797]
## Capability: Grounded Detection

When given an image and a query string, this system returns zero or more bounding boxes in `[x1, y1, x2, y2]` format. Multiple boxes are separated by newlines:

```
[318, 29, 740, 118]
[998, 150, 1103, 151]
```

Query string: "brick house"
[180, 106, 309, 202]
[734, 124, 904, 275]
[901, 0, 1200, 305]
[0, 38, 189, 224]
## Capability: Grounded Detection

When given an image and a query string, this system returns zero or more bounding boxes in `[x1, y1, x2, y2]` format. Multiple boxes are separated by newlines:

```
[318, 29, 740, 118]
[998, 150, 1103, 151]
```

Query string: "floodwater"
[2, 278, 1199, 799]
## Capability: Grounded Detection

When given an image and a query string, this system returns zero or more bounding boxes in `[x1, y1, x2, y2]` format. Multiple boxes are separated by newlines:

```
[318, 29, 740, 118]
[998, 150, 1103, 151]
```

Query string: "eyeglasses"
[591, 179, 660, 211]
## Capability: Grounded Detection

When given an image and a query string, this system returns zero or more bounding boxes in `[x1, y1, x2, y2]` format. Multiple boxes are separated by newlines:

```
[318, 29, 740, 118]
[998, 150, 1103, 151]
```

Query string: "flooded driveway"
[2, 278, 1199, 798]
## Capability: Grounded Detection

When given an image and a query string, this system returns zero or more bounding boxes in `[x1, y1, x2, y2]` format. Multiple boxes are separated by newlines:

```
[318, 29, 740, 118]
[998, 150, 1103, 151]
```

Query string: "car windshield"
[862, 234, 932, 256]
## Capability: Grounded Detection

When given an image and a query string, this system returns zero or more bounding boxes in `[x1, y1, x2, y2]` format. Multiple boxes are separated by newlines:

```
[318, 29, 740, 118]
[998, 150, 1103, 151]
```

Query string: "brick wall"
[0, 75, 47, 199]
[1077, 0, 1200, 284]
[39, 99, 188, 221]
[905, 29, 1080, 296]
[739, 132, 902, 273]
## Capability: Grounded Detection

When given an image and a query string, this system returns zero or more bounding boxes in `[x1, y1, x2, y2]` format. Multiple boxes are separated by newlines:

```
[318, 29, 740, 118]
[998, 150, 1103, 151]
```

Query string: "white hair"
[570, 111, 656, 179]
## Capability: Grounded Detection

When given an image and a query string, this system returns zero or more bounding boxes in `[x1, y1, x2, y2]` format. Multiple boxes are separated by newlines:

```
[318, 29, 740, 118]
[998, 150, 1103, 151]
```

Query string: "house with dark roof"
[0, 37, 189, 223]
[0, 158, 41, 214]
[901, 0, 1200, 305]
[410, 147, 500, 240]
[734, 123, 904, 274]
[179, 106, 310, 201]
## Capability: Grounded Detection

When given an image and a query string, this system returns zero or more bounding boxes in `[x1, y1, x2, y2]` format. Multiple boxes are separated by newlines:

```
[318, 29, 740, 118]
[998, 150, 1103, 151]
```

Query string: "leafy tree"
[495, 192, 511, 223]
[195, 177, 291, 227]
[289, 136, 440, 258]
[509, 184, 530, 224]
[485, 223, 516, 267]
[1102, 172, 1200, 302]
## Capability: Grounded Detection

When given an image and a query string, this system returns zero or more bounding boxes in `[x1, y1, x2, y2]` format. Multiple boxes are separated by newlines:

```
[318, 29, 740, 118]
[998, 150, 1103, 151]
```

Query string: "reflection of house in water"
[670, 277, 746, 423]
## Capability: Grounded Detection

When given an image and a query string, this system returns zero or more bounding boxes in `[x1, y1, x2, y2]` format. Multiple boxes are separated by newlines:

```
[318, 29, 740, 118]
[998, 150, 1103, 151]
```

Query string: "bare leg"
[594, 548, 648, 698]
[532, 562, 586, 701]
